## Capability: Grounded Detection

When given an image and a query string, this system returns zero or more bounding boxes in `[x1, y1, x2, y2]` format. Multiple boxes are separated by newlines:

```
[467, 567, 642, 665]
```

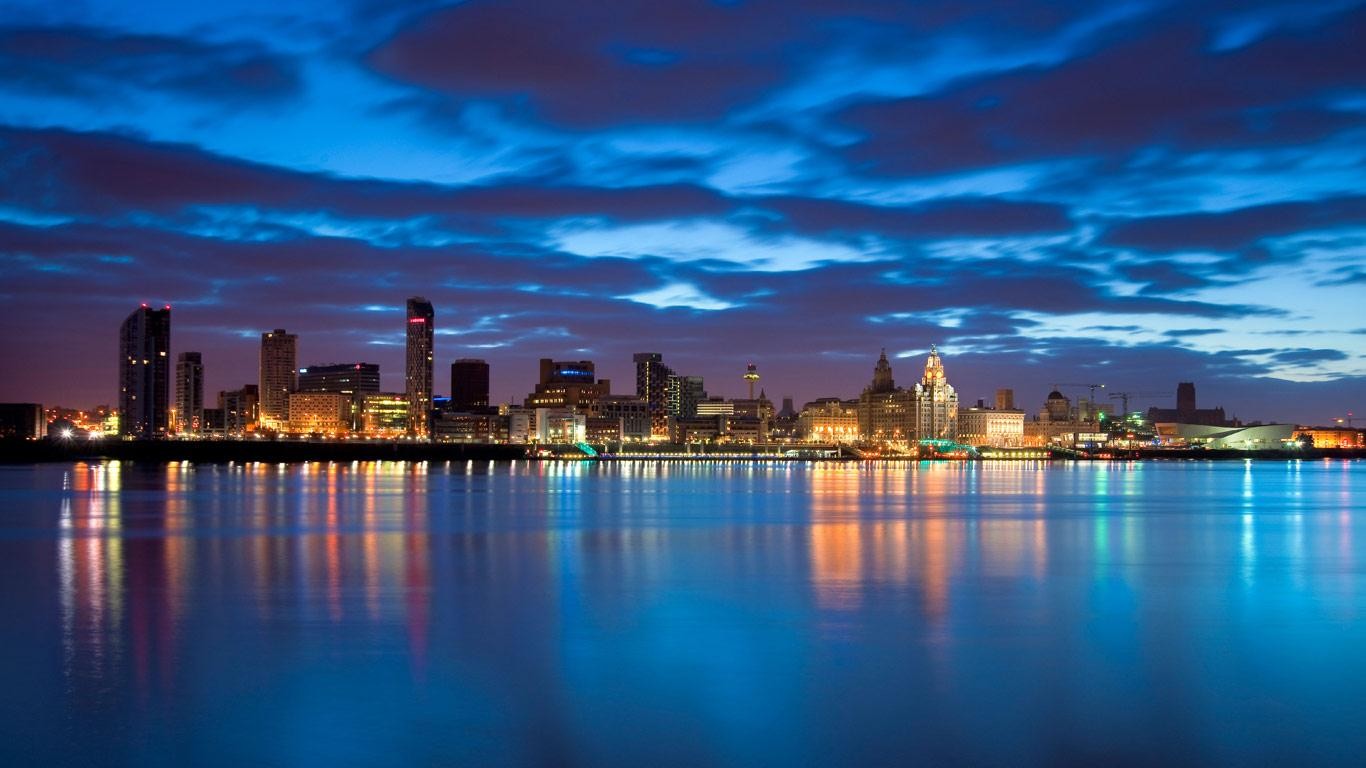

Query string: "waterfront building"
[596, 395, 652, 441]
[957, 406, 1025, 447]
[405, 297, 435, 437]
[450, 358, 490, 411]
[298, 363, 380, 396]
[433, 410, 500, 443]
[526, 359, 610, 410]
[119, 304, 171, 439]
[298, 363, 380, 430]
[1294, 426, 1365, 449]
[359, 393, 408, 438]
[670, 417, 725, 444]
[798, 399, 859, 443]
[857, 350, 911, 445]
[287, 391, 350, 436]
[1155, 422, 1294, 449]
[666, 374, 706, 420]
[503, 407, 534, 444]
[534, 408, 586, 443]
[219, 385, 259, 434]
[258, 329, 296, 431]
[0, 403, 44, 440]
[175, 352, 203, 434]
[633, 353, 674, 438]
[696, 398, 735, 417]
[200, 408, 227, 436]
[911, 346, 958, 441]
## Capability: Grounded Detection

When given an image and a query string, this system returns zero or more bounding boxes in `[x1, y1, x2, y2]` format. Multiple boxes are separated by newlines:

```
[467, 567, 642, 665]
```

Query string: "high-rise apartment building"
[450, 358, 490, 410]
[175, 351, 203, 433]
[633, 352, 673, 438]
[118, 304, 171, 438]
[666, 375, 707, 420]
[259, 329, 297, 430]
[405, 297, 434, 437]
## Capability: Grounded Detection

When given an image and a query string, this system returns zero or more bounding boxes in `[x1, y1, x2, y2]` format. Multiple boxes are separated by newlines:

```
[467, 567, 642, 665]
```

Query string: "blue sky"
[0, 0, 1363, 423]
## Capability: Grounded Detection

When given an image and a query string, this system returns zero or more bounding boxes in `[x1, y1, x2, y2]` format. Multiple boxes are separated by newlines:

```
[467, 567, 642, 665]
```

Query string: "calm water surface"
[1, 459, 1363, 766]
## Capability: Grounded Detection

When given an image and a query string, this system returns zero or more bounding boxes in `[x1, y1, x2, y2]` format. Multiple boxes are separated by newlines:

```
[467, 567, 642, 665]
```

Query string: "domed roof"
[1047, 390, 1065, 400]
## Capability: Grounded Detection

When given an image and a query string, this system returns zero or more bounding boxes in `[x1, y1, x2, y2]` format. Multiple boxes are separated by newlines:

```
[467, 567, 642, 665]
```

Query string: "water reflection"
[20, 459, 1366, 765]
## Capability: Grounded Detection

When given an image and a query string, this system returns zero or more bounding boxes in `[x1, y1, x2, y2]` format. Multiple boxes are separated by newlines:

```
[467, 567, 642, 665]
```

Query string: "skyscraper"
[259, 329, 297, 430]
[118, 304, 171, 438]
[405, 297, 435, 437]
[666, 374, 706, 420]
[175, 351, 203, 434]
[633, 352, 673, 438]
[451, 358, 490, 411]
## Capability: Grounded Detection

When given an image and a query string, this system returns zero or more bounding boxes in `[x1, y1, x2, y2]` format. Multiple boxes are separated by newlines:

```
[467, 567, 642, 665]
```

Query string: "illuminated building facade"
[957, 407, 1024, 447]
[405, 297, 434, 437]
[298, 362, 380, 430]
[911, 346, 958, 441]
[258, 329, 296, 430]
[666, 374, 706, 420]
[287, 391, 350, 436]
[634, 352, 674, 438]
[360, 393, 409, 437]
[534, 408, 587, 443]
[1293, 427, 1364, 449]
[118, 304, 171, 438]
[857, 350, 911, 444]
[596, 395, 652, 440]
[174, 351, 203, 434]
[526, 359, 610, 409]
[798, 399, 859, 443]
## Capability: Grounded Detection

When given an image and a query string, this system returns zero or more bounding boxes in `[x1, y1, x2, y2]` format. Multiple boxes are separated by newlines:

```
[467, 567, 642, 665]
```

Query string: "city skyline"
[1, 1, 1364, 425]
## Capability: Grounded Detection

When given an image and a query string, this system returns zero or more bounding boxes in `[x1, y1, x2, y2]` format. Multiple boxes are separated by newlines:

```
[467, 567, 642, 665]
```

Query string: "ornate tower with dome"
[912, 345, 958, 441]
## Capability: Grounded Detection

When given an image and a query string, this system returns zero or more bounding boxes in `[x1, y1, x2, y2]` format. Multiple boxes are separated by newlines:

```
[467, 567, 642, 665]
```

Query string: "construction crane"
[1051, 382, 1106, 405]
[1108, 391, 1167, 418]
[1334, 411, 1357, 428]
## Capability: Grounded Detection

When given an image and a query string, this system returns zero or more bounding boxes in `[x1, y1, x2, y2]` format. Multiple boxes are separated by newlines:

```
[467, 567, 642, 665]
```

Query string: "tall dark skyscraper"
[175, 351, 203, 433]
[633, 352, 673, 438]
[405, 297, 435, 437]
[259, 329, 297, 430]
[118, 304, 171, 438]
[450, 358, 490, 410]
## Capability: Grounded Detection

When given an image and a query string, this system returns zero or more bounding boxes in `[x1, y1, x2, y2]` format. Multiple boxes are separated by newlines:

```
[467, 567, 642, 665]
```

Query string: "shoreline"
[1, 439, 1362, 464]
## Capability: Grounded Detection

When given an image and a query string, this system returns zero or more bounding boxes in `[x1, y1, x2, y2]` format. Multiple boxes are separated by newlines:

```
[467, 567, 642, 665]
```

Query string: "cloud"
[0, 24, 302, 105]
[1101, 196, 1366, 252]
[836, 5, 1366, 176]
[0, 125, 734, 230]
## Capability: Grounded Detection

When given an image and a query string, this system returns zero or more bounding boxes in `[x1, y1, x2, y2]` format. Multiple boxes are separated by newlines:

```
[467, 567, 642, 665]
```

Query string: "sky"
[0, 0, 1363, 424]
